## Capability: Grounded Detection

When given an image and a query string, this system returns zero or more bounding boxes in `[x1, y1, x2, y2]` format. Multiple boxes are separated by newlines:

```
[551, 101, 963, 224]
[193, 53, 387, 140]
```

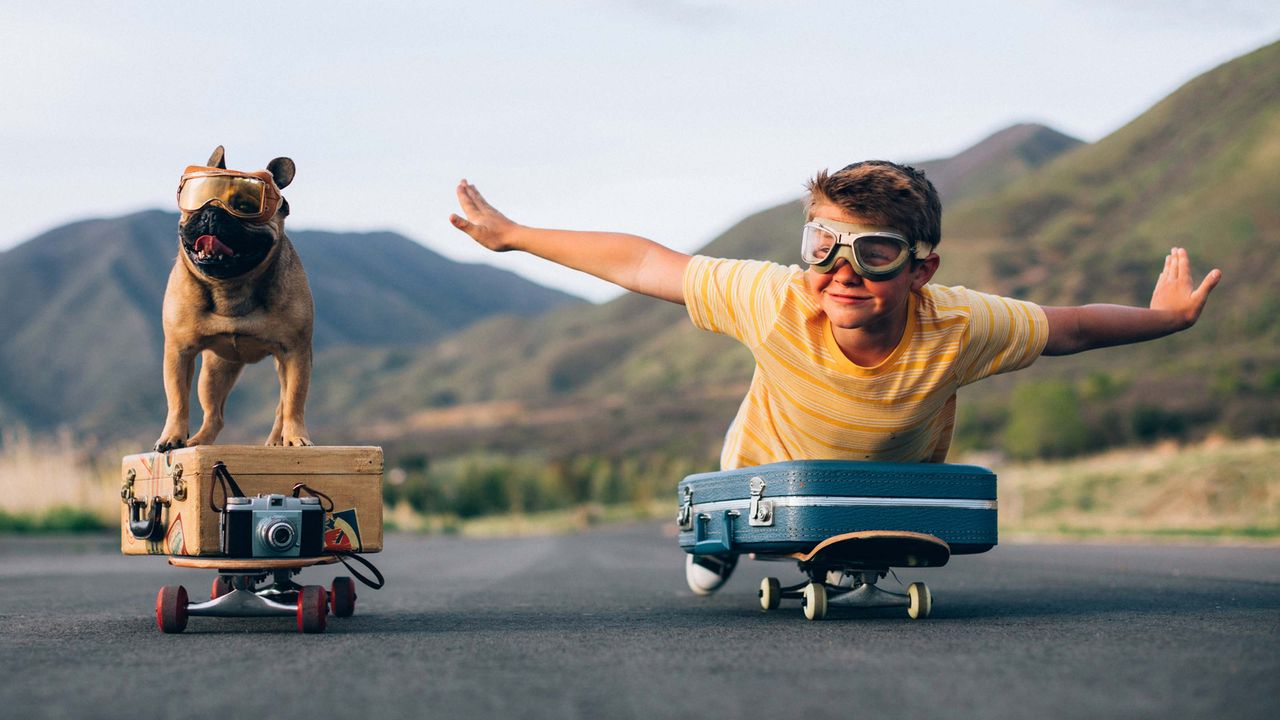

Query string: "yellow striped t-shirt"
[683, 256, 1048, 469]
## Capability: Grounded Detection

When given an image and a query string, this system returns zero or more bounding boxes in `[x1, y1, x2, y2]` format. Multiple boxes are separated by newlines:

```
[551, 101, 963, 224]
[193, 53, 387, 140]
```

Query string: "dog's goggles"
[801, 219, 931, 279]
[176, 166, 281, 221]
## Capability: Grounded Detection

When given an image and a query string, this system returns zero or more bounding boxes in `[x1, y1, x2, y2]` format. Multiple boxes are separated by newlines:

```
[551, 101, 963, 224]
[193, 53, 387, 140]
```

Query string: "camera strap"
[330, 551, 386, 590]
[292, 482, 384, 589]
[209, 461, 247, 512]
[291, 482, 335, 512]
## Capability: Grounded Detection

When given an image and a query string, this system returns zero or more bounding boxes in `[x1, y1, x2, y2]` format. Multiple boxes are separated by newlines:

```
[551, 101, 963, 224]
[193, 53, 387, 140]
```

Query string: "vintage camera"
[221, 494, 324, 558]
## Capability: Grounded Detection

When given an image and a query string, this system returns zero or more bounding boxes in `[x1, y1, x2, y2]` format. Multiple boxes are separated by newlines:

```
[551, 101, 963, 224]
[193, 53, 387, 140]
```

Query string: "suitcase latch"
[677, 486, 694, 531]
[748, 476, 773, 526]
[171, 463, 187, 502]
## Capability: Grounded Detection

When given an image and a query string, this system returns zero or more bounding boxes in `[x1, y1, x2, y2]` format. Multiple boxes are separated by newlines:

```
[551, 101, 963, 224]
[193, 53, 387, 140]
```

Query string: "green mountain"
[8, 38, 1277, 468]
[291, 124, 1090, 458]
[914, 123, 1083, 206]
[0, 211, 581, 434]
[934, 39, 1280, 453]
[341, 40, 1280, 465]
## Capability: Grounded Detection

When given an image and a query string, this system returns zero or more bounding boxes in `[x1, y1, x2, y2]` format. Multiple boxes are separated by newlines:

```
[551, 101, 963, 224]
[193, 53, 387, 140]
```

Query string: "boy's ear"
[910, 254, 940, 291]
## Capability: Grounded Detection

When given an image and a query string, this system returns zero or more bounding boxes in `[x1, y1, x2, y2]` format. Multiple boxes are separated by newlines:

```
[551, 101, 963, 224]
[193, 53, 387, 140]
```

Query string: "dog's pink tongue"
[194, 234, 235, 256]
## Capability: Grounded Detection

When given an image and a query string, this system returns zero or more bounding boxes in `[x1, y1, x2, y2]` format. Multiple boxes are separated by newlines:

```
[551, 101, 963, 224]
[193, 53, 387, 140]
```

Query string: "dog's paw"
[153, 436, 187, 453]
[186, 431, 215, 446]
[265, 434, 313, 447]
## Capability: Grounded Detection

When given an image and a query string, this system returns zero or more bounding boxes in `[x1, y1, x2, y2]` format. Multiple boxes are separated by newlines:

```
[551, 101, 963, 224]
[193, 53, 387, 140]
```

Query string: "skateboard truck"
[756, 531, 946, 621]
[155, 555, 357, 634]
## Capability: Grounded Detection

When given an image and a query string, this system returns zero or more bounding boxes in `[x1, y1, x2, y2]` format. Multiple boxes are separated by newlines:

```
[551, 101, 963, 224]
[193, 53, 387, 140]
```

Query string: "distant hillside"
[319, 41, 1280, 465]
[285, 118, 1089, 458]
[935, 39, 1280, 453]
[914, 123, 1083, 205]
[0, 211, 580, 434]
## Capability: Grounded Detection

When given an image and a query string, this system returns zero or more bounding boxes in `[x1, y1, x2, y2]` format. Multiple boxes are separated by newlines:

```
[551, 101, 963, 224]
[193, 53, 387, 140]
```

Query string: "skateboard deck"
[168, 555, 339, 571]
[782, 530, 950, 568]
[755, 530, 949, 622]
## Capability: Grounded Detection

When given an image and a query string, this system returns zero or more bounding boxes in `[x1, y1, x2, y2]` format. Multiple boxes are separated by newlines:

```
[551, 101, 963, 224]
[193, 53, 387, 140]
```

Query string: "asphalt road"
[1, 525, 1277, 720]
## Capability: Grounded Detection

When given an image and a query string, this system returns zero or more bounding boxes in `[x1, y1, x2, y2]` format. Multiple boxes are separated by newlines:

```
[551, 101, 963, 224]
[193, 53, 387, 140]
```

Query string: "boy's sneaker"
[685, 553, 738, 595]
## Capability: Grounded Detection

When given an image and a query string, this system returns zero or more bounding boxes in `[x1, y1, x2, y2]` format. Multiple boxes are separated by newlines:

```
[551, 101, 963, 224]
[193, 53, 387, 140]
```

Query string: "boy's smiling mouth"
[825, 291, 872, 304]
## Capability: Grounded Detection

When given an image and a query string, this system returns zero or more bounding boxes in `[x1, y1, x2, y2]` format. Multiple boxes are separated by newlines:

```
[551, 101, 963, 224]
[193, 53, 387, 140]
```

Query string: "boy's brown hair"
[806, 160, 942, 252]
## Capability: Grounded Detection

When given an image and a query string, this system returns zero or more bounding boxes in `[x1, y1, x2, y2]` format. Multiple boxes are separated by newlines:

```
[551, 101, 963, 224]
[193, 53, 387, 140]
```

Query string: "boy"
[449, 161, 1220, 595]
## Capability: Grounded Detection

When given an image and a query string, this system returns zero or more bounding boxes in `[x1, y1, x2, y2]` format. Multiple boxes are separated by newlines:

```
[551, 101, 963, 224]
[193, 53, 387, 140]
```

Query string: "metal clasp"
[677, 486, 693, 530]
[120, 468, 137, 504]
[172, 463, 186, 502]
[748, 476, 773, 526]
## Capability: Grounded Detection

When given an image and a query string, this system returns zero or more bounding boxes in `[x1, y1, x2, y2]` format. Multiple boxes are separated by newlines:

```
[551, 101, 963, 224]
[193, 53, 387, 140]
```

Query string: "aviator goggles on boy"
[176, 166, 282, 222]
[801, 219, 933, 279]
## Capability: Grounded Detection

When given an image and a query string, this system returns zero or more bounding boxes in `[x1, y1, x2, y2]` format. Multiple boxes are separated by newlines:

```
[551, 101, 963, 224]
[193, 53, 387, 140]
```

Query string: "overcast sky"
[2, 1, 1277, 300]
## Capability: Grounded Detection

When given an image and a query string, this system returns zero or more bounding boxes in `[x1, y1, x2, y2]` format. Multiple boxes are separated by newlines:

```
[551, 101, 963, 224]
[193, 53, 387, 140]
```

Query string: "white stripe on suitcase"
[689, 495, 997, 513]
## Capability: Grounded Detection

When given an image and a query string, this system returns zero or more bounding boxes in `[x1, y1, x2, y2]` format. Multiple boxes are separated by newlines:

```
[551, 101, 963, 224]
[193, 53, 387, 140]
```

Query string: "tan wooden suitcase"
[120, 446, 383, 557]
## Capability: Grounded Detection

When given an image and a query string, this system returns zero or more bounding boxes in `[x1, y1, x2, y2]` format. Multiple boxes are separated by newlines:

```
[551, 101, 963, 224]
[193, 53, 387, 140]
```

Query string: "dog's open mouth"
[193, 234, 235, 260]
[182, 229, 272, 279]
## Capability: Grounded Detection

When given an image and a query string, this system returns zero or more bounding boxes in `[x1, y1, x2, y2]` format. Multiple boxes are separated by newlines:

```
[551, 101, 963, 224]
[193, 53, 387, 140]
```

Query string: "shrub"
[1002, 379, 1091, 459]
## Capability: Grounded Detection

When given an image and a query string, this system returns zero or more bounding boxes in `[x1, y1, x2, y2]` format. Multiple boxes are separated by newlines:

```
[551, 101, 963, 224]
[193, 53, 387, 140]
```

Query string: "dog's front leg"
[155, 342, 197, 452]
[266, 348, 312, 446]
[188, 351, 245, 446]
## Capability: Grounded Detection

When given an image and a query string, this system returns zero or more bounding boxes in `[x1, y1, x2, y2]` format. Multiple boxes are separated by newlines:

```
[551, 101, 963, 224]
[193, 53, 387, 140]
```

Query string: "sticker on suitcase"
[324, 509, 363, 552]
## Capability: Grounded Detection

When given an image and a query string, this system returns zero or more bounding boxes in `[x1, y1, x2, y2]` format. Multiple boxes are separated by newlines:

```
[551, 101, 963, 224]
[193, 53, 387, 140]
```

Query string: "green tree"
[1002, 379, 1091, 459]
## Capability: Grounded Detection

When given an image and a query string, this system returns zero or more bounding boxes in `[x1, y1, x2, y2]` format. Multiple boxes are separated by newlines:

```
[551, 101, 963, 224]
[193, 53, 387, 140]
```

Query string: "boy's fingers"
[1195, 268, 1222, 299]
[466, 183, 497, 213]
[456, 182, 481, 216]
[449, 213, 474, 233]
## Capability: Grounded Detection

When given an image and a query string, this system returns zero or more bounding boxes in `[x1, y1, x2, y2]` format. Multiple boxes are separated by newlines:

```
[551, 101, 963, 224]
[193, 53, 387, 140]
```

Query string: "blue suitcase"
[677, 460, 998, 557]
[676, 461, 998, 620]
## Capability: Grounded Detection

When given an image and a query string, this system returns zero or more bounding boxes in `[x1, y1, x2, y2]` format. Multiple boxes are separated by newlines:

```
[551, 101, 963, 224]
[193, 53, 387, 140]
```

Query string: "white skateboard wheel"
[907, 582, 932, 619]
[802, 582, 827, 621]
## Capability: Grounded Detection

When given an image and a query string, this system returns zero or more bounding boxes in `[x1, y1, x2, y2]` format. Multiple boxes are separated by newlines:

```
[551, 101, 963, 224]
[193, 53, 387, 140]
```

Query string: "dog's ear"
[207, 146, 226, 169]
[267, 157, 295, 189]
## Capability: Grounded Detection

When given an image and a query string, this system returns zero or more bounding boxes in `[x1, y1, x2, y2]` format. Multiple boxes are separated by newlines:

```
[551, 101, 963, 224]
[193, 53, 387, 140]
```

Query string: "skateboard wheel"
[802, 582, 827, 621]
[907, 582, 932, 619]
[211, 575, 234, 600]
[330, 576, 356, 618]
[759, 577, 781, 611]
[156, 585, 189, 633]
[297, 585, 328, 633]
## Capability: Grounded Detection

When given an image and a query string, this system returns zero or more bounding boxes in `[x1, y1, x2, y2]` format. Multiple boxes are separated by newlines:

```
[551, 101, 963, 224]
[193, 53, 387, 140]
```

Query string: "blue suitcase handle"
[692, 509, 737, 555]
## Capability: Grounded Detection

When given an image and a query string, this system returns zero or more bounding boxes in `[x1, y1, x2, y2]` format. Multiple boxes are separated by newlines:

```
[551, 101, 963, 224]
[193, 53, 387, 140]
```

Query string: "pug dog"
[153, 146, 314, 452]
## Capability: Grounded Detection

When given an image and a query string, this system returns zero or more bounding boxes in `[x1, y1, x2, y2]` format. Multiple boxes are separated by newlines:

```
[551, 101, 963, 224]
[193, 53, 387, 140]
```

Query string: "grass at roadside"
[2, 429, 1276, 543]
[984, 436, 1280, 542]
[0, 429, 119, 532]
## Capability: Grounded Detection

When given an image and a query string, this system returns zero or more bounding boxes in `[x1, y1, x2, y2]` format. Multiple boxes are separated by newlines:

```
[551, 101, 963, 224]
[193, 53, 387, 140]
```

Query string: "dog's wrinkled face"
[179, 205, 284, 279]
[177, 147, 294, 280]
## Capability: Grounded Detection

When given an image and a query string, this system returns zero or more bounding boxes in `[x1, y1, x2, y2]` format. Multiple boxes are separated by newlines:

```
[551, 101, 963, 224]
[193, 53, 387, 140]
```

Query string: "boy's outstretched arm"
[449, 180, 690, 304]
[1041, 247, 1222, 356]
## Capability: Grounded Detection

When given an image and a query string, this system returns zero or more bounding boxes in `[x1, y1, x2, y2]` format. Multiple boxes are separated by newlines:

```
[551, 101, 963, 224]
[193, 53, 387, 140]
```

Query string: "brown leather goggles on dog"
[177, 166, 282, 222]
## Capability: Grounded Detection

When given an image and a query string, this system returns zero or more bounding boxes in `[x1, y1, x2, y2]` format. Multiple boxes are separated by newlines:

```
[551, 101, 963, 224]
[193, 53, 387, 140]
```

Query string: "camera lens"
[260, 520, 296, 550]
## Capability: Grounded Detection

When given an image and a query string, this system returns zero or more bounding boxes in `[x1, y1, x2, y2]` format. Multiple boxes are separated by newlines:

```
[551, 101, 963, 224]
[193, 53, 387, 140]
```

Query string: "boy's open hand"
[450, 180, 518, 251]
[1150, 247, 1221, 329]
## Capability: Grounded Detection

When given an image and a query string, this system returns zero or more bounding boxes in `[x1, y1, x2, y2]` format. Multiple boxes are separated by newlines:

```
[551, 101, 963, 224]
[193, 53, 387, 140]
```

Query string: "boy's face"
[803, 201, 939, 334]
